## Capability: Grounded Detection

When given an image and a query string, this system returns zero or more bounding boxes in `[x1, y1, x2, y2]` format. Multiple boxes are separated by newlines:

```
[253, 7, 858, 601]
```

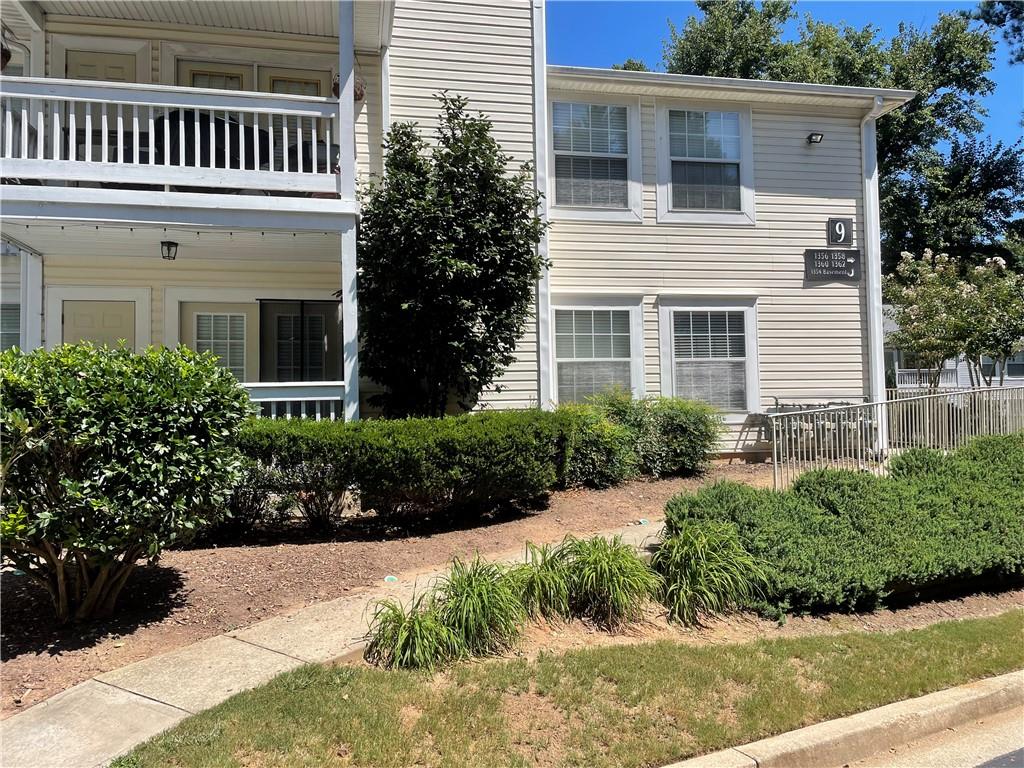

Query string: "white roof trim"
[548, 66, 916, 114]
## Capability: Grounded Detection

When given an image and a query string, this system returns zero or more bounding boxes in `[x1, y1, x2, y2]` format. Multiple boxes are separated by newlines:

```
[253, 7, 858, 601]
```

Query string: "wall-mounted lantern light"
[806, 132, 824, 145]
[161, 241, 178, 261]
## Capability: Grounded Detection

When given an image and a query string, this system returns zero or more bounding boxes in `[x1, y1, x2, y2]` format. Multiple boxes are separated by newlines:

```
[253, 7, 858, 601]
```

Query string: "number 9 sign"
[827, 217, 853, 246]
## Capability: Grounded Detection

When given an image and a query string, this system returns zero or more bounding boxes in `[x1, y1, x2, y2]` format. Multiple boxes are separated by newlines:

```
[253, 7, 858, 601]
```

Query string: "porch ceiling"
[2, 0, 392, 50]
[0, 221, 343, 262]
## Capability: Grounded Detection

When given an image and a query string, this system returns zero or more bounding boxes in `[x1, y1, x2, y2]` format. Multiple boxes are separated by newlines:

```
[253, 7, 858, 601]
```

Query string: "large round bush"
[0, 344, 251, 622]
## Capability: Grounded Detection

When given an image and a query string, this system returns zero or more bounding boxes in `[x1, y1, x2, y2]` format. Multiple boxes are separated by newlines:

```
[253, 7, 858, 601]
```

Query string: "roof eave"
[547, 65, 917, 112]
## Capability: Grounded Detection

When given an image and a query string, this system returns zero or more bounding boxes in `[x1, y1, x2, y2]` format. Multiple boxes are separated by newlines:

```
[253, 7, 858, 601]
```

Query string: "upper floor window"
[550, 98, 642, 222]
[668, 110, 741, 211]
[656, 104, 754, 225]
[552, 102, 629, 209]
[195, 313, 245, 379]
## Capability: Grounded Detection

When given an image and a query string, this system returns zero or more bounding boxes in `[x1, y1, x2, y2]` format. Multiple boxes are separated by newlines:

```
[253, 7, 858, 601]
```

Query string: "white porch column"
[20, 249, 43, 350]
[338, 0, 359, 420]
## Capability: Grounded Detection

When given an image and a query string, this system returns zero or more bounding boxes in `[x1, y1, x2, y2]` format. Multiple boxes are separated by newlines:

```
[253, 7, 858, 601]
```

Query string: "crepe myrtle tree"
[351, 93, 548, 417]
[884, 250, 1024, 388]
[961, 257, 1024, 386]
[0, 344, 251, 623]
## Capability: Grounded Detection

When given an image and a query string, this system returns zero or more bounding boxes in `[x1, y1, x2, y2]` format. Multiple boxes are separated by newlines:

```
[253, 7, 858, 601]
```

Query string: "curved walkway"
[0, 522, 663, 768]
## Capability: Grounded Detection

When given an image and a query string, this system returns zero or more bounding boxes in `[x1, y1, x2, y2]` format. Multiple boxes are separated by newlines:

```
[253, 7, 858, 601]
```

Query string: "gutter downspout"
[861, 95, 888, 453]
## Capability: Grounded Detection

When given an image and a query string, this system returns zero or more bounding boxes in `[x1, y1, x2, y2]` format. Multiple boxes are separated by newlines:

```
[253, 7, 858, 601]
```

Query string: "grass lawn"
[116, 610, 1023, 768]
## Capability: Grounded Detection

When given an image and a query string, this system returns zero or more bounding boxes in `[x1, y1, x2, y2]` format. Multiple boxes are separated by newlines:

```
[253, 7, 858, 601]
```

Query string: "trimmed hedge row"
[664, 434, 1024, 617]
[228, 396, 722, 532]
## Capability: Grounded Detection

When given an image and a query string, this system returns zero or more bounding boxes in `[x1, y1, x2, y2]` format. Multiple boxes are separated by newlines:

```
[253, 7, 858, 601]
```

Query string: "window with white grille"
[1, 303, 20, 352]
[555, 308, 633, 403]
[670, 310, 748, 411]
[195, 313, 245, 379]
[668, 110, 742, 211]
[552, 102, 630, 209]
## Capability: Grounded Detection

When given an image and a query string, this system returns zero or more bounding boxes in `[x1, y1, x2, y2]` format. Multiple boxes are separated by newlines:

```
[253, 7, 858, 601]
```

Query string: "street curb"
[662, 670, 1024, 768]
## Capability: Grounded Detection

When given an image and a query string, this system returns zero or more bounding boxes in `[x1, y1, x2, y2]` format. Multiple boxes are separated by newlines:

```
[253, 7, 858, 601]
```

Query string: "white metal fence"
[768, 386, 1024, 489]
[242, 381, 345, 421]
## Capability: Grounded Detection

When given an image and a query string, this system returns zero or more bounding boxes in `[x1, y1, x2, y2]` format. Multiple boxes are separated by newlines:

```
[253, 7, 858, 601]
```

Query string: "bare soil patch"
[507, 588, 1024, 660]
[1, 462, 769, 717]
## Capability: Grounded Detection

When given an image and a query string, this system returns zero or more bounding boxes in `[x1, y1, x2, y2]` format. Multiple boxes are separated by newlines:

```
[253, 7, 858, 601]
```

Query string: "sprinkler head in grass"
[383, 575, 398, 583]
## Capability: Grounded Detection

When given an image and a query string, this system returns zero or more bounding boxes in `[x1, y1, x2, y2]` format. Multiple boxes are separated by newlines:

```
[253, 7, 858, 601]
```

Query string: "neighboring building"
[0, 0, 914, 454]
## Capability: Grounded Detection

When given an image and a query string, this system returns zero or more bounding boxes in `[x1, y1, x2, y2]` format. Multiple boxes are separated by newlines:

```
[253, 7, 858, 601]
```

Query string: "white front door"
[62, 300, 136, 349]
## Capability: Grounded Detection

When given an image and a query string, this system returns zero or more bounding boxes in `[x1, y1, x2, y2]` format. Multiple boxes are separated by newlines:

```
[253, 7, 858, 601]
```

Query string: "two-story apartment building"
[0, 0, 914, 454]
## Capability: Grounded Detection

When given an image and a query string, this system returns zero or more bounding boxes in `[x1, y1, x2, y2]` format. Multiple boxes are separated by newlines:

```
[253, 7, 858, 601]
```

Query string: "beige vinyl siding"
[549, 95, 869, 452]
[389, 0, 540, 409]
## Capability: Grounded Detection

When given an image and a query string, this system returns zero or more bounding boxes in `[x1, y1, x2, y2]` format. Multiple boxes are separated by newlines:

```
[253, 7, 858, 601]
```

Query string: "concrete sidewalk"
[1, 521, 663, 768]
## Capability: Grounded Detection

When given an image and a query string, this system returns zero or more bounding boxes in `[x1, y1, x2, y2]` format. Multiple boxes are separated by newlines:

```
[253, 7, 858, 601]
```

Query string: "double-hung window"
[659, 301, 759, 413]
[657, 104, 753, 224]
[669, 110, 741, 210]
[551, 99, 640, 220]
[195, 313, 245, 379]
[554, 305, 642, 403]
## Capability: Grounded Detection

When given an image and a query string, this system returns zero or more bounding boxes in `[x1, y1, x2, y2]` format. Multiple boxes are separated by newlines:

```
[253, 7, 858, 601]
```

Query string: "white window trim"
[159, 42, 336, 88]
[658, 296, 761, 417]
[193, 311, 247, 379]
[162, 287, 338, 346]
[550, 294, 645, 404]
[655, 101, 755, 226]
[548, 93, 643, 223]
[51, 35, 152, 83]
[44, 285, 152, 351]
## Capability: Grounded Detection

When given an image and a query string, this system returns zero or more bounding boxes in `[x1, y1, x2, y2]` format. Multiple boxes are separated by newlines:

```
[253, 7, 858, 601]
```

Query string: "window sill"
[656, 209, 756, 226]
[549, 206, 643, 223]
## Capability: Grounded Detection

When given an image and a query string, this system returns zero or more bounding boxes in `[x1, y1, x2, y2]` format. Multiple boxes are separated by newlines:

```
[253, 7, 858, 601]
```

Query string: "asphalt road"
[853, 707, 1024, 768]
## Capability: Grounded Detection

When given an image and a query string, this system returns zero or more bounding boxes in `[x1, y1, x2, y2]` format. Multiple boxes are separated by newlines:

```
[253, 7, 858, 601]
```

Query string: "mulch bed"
[1, 462, 772, 717]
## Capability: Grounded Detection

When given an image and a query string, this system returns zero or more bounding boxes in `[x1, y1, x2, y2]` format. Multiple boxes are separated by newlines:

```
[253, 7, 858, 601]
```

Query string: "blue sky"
[547, 1, 1023, 146]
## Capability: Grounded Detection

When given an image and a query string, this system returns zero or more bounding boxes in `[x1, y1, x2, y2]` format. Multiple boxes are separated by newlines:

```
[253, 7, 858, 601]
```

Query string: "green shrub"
[556, 403, 638, 488]
[237, 419, 358, 532]
[510, 542, 571, 621]
[589, 391, 722, 477]
[364, 594, 465, 671]
[650, 397, 723, 475]
[887, 447, 948, 479]
[664, 435, 1024, 615]
[0, 344, 250, 622]
[197, 459, 279, 542]
[652, 522, 767, 626]
[562, 535, 662, 630]
[353, 410, 562, 517]
[436, 556, 525, 655]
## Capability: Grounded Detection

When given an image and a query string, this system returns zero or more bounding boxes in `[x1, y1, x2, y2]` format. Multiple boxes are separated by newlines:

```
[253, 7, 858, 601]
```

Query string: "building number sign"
[827, 217, 853, 246]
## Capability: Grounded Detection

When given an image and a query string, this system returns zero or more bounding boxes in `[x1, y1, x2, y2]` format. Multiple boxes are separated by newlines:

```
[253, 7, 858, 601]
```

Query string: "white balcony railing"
[243, 381, 346, 421]
[0, 76, 342, 195]
[895, 367, 959, 388]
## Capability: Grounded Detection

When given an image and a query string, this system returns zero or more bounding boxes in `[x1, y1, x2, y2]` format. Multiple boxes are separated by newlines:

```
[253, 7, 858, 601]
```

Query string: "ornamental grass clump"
[436, 556, 525, 655]
[653, 522, 767, 626]
[510, 542, 571, 621]
[364, 594, 464, 671]
[563, 535, 662, 630]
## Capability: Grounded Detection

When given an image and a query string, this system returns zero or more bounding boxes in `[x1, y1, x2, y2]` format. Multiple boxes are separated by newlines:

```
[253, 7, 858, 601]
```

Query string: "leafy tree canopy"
[354, 94, 548, 418]
[662, 1, 1022, 272]
[612, 58, 651, 72]
[973, 0, 1024, 63]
